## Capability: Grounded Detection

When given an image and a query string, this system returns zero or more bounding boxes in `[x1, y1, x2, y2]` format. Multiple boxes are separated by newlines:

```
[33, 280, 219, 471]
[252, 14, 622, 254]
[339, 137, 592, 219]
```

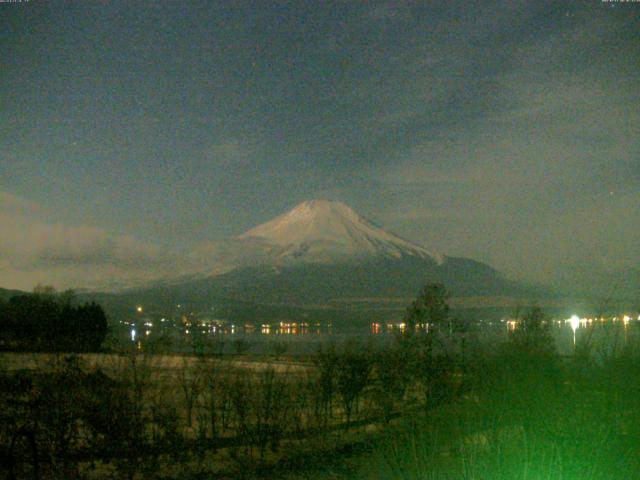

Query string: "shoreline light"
[569, 315, 580, 333]
[569, 315, 580, 349]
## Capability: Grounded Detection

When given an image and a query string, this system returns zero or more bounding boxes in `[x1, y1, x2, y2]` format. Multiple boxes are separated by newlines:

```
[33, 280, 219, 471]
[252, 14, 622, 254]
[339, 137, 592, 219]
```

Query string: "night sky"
[1, 1, 638, 293]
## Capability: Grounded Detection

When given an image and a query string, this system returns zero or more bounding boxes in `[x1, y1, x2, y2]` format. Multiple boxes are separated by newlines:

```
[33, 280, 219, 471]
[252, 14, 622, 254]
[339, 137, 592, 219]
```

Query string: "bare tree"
[336, 345, 372, 429]
[313, 343, 338, 427]
[229, 371, 252, 456]
[177, 356, 202, 428]
[199, 358, 223, 443]
[373, 345, 411, 423]
[249, 365, 291, 461]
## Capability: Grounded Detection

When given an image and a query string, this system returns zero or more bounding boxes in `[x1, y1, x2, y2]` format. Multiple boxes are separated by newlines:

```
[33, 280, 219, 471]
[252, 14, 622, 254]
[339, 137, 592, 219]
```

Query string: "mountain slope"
[0, 287, 25, 302]
[136, 255, 522, 306]
[117, 200, 526, 310]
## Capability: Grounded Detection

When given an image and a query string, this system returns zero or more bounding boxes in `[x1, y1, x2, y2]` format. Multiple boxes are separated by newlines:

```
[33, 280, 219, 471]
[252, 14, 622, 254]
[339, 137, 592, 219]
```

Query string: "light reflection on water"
[553, 318, 640, 356]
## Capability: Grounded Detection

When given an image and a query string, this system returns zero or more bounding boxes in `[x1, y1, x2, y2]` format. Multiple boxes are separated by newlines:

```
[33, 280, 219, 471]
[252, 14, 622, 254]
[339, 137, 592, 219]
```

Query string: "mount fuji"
[119, 200, 526, 313]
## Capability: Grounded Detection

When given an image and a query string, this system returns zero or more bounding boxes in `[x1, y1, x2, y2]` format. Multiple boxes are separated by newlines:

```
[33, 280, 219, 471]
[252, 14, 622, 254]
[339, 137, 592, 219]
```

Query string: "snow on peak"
[239, 199, 443, 264]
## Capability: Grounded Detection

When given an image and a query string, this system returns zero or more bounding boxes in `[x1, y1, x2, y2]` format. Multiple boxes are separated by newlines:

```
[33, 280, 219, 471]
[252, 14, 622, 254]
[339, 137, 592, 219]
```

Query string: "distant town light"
[136, 306, 143, 313]
[131, 328, 136, 342]
[569, 315, 580, 333]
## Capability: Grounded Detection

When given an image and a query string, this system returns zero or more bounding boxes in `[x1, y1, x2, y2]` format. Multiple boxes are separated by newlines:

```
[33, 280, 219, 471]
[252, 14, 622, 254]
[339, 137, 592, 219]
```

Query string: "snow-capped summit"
[239, 199, 443, 264]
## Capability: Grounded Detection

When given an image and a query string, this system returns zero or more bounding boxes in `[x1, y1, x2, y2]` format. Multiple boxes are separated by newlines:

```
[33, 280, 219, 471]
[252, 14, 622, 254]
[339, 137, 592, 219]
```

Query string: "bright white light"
[131, 328, 136, 342]
[136, 306, 143, 313]
[569, 315, 580, 333]
[623, 315, 631, 323]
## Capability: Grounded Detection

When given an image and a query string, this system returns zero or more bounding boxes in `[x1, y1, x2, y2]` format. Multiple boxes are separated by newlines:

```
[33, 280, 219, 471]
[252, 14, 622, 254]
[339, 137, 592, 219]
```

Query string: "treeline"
[0, 286, 108, 352]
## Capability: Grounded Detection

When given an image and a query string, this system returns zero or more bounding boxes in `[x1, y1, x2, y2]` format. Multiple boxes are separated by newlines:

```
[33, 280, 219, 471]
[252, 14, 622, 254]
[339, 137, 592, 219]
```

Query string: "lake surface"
[113, 316, 640, 357]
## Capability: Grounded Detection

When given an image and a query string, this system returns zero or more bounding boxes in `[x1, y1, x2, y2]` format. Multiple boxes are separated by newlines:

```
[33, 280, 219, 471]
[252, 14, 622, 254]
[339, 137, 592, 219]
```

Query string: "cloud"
[0, 191, 46, 216]
[208, 140, 252, 167]
[364, 2, 413, 23]
[367, 10, 640, 290]
[0, 190, 183, 291]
